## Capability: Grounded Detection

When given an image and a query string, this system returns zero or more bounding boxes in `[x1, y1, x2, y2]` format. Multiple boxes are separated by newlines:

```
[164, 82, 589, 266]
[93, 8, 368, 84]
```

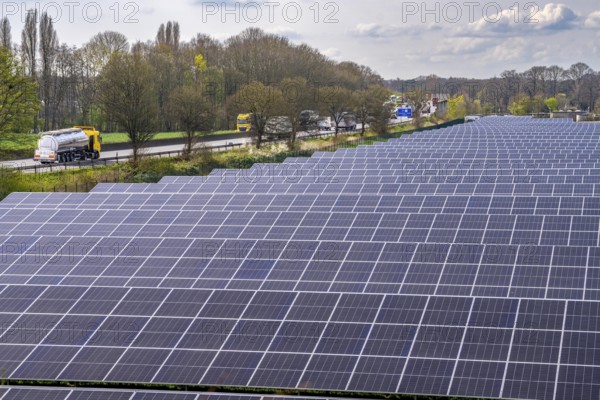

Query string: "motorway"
[0, 122, 384, 171]
[0, 136, 252, 170]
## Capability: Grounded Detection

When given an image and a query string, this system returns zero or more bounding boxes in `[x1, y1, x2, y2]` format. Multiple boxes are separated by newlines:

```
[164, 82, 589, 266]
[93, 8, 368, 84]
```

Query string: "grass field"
[0, 133, 38, 160]
[100, 130, 237, 144]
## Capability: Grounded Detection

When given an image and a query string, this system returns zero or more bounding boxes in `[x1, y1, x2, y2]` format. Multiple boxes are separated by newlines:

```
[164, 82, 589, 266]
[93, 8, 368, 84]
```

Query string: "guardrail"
[11, 143, 244, 174]
[7, 121, 420, 174]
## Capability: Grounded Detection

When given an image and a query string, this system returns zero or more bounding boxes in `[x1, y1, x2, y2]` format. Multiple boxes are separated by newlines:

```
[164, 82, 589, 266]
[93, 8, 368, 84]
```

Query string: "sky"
[3, 0, 600, 79]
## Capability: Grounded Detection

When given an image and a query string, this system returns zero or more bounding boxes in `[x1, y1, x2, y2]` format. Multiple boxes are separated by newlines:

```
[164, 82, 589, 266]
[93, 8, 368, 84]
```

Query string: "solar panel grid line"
[498, 298, 521, 398]
[86, 236, 140, 288]
[543, 234, 557, 300]
[394, 296, 432, 394]
[361, 216, 386, 290]
[324, 238, 353, 300]
[468, 245, 487, 299]
[291, 240, 326, 293]
[566, 215, 574, 248]
[148, 289, 217, 383]
[552, 300, 569, 400]
[1, 235, 44, 283]
[36, 237, 101, 287]
[340, 213, 359, 242]
[394, 247, 419, 318]
[52, 286, 135, 381]
[244, 291, 298, 387]
[295, 293, 348, 390]
[445, 298, 476, 396]
[342, 294, 385, 391]
[190, 239, 227, 290]
[154, 234, 195, 289]
[505, 241, 523, 300]
[100, 287, 174, 382]
[5, 284, 93, 380]
[584, 248, 593, 302]
[223, 239, 262, 290]
[197, 290, 262, 386]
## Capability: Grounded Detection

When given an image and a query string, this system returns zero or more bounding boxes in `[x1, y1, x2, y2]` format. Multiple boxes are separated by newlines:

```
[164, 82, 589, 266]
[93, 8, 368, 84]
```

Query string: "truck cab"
[237, 114, 253, 132]
[75, 126, 102, 158]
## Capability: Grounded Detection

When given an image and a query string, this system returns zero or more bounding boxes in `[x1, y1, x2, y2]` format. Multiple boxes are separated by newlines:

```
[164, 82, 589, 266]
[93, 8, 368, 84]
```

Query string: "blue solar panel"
[3, 117, 600, 399]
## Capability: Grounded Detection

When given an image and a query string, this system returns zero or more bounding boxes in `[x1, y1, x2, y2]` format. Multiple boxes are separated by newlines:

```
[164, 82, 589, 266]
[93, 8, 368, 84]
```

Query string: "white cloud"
[321, 47, 341, 59]
[264, 26, 302, 40]
[485, 38, 528, 62]
[460, 3, 579, 37]
[354, 23, 441, 38]
[585, 11, 600, 28]
[439, 37, 491, 55]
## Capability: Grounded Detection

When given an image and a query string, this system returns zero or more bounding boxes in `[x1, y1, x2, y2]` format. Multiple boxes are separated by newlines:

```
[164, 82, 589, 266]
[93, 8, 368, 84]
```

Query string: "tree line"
[387, 63, 600, 116]
[0, 13, 394, 162]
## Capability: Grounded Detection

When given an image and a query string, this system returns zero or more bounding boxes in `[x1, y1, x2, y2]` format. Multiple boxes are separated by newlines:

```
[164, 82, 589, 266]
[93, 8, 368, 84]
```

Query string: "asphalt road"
[0, 136, 252, 170]
[1, 124, 373, 171]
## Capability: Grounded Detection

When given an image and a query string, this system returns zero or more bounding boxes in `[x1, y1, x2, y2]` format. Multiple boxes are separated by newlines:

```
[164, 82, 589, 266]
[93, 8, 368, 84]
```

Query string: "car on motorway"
[465, 114, 483, 123]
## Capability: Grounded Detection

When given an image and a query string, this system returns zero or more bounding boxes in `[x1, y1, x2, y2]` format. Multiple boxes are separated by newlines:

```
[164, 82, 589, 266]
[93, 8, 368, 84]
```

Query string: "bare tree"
[75, 31, 128, 129]
[0, 17, 11, 50]
[546, 65, 564, 97]
[156, 23, 166, 45]
[582, 70, 600, 112]
[524, 66, 547, 98]
[500, 70, 522, 110]
[21, 9, 38, 130]
[98, 52, 158, 164]
[21, 10, 37, 76]
[408, 88, 428, 128]
[172, 22, 180, 51]
[87, 31, 129, 68]
[319, 86, 353, 136]
[279, 77, 312, 147]
[231, 81, 283, 149]
[168, 85, 215, 157]
[353, 85, 390, 135]
[39, 12, 58, 130]
[565, 62, 593, 108]
[49, 45, 78, 129]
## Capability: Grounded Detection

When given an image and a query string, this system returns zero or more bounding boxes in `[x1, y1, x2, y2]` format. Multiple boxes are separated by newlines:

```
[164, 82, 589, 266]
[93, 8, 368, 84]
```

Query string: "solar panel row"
[0, 387, 337, 400]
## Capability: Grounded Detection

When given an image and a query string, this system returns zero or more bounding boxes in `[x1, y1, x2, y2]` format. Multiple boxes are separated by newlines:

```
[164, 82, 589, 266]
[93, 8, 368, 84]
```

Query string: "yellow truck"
[34, 126, 102, 163]
[236, 114, 253, 132]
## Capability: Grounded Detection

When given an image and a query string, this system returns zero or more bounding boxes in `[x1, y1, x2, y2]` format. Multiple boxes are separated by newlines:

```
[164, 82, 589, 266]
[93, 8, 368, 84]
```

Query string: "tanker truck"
[34, 126, 102, 163]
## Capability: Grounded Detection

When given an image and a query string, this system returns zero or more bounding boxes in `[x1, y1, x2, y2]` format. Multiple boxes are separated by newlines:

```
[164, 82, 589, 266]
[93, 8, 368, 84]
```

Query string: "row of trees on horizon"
[387, 63, 600, 116]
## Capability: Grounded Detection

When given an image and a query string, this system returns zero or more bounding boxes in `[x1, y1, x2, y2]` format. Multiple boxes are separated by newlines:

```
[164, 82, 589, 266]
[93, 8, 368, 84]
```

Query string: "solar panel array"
[1, 116, 600, 400]
[0, 387, 338, 400]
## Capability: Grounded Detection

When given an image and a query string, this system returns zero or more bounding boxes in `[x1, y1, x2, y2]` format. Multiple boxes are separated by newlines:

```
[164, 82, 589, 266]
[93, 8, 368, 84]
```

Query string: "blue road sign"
[398, 107, 413, 117]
